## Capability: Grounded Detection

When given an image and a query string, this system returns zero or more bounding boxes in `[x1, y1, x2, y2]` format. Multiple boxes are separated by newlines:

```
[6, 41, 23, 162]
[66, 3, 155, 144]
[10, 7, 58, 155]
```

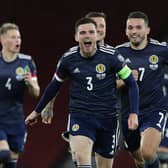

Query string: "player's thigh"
[10, 151, 19, 159]
[70, 135, 93, 154]
[0, 129, 10, 150]
[95, 153, 113, 168]
[0, 140, 9, 150]
[141, 127, 161, 153]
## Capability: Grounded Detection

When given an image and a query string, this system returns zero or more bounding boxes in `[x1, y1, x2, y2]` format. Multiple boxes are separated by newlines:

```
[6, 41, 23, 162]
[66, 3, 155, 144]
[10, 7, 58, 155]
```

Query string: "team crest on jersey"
[72, 124, 79, 131]
[96, 64, 106, 80]
[96, 64, 106, 73]
[149, 55, 159, 70]
[16, 67, 24, 81]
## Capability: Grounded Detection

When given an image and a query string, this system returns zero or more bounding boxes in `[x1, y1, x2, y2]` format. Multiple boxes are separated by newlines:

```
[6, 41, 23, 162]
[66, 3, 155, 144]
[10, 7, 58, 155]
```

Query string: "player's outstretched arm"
[25, 77, 63, 126]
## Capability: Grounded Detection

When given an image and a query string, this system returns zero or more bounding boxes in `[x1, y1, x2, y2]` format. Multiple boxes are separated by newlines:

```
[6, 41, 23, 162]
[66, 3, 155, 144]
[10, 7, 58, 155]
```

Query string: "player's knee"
[10, 151, 19, 160]
[0, 150, 11, 163]
[75, 151, 88, 163]
[141, 147, 156, 161]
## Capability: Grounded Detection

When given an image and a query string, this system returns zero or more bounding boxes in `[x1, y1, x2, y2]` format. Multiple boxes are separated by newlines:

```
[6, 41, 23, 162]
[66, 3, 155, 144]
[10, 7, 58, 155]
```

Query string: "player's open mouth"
[15, 44, 20, 48]
[84, 41, 92, 47]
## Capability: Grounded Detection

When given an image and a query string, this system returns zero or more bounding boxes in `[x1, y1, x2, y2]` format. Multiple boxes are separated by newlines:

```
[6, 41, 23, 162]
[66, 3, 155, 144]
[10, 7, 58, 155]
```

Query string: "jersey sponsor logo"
[125, 58, 131, 63]
[149, 55, 159, 70]
[72, 124, 79, 131]
[96, 64, 106, 80]
[16, 67, 24, 81]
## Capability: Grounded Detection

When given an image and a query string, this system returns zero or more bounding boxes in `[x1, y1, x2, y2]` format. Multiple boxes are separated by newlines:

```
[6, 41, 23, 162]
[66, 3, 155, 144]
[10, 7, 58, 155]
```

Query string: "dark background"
[1, 0, 168, 167]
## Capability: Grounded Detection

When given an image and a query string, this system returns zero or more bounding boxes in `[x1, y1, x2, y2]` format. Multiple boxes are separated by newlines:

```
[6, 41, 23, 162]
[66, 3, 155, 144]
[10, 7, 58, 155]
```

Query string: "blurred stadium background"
[0, 0, 168, 167]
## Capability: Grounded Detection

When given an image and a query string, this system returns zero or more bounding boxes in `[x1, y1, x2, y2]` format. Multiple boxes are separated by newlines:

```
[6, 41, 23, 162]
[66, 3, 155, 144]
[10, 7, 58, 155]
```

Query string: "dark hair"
[85, 11, 106, 20]
[75, 17, 97, 33]
[128, 11, 149, 26]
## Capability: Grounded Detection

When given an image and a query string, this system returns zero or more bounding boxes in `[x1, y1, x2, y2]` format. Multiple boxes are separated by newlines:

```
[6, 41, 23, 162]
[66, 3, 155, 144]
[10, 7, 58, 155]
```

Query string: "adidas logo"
[73, 67, 80, 73]
[125, 58, 131, 63]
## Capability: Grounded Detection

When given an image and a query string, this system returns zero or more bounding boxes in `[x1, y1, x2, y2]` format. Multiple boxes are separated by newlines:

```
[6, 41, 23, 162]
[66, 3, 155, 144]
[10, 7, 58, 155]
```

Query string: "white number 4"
[5, 78, 12, 90]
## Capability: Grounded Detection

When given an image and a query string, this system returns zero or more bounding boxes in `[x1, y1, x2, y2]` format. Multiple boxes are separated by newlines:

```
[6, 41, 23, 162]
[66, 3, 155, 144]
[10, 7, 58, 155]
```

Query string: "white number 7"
[139, 67, 145, 81]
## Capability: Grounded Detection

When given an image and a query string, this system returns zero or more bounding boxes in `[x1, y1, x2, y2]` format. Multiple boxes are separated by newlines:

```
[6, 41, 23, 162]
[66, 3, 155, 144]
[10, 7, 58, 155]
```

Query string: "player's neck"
[80, 48, 97, 58]
[1, 50, 17, 62]
[98, 40, 104, 46]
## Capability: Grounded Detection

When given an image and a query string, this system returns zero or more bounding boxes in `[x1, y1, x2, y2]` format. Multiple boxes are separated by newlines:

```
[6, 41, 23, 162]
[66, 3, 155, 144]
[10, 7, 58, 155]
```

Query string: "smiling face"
[90, 16, 106, 45]
[0, 29, 21, 54]
[75, 22, 97, 57]
[126, 18, 150, 49]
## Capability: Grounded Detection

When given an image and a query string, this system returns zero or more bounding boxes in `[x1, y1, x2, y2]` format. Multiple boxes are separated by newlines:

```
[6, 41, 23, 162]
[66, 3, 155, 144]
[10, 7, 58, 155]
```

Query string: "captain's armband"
[117, 65, 131, 80]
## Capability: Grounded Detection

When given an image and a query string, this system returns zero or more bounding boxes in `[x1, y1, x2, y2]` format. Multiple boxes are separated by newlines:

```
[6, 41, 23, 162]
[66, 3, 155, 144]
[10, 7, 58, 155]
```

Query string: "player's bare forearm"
[128, 113, 138, 130]
[27, 80, 40, 98]
[41, 97, 55, 124]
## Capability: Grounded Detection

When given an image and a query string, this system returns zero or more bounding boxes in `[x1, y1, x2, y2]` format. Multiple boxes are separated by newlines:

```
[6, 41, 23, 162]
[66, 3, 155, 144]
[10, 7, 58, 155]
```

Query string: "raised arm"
[25, 78, 63, 125]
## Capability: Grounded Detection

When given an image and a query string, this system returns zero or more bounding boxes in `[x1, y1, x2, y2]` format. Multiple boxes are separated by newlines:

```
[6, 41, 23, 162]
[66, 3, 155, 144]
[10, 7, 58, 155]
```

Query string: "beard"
[129, 35, 146, 48]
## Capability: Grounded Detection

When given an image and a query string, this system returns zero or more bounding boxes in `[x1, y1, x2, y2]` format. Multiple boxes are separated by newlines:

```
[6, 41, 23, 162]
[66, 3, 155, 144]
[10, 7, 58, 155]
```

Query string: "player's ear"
[125, 28, 128, 37]
[0, 35, 4, 44]
[147, 26, 150, 35]
[74, 33, 79, 42]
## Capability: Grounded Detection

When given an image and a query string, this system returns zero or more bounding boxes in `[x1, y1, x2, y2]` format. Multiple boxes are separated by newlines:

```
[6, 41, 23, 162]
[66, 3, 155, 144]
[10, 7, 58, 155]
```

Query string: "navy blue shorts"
[160, 116, 168, 148]
[69, 113, 119, 158]
[122, 110, 167, 152]
[0, 122, 27, 152]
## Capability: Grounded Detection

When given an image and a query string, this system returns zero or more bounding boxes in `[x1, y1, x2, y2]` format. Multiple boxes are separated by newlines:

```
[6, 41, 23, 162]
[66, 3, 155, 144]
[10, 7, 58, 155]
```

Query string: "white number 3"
[86, 76, 93, 91]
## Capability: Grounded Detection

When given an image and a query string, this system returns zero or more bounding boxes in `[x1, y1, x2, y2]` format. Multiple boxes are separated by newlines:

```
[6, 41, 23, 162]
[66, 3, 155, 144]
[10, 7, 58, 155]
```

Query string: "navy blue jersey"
[0, 53, 37, 123]
[55, 45, 125, 118]
[116, 39, 168, 118]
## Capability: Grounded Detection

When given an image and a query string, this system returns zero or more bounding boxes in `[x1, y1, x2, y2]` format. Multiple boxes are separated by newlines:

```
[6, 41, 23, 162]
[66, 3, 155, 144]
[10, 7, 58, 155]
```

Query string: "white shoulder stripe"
[99, 46, 115, 54]
[99, 49, 115, 55]
[63, 46, 78, 58]
[100, 45, 115, 52]
[150, 38, 167, 46]
[115, 42, 130, 48]
[54, 73, 64, 82]
[18, 53, 31, 60]
[69, 46, 78, 52]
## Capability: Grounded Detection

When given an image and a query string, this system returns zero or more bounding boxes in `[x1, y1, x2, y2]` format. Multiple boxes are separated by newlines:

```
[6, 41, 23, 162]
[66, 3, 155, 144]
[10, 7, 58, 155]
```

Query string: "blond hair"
[0, 23, 19, 37]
